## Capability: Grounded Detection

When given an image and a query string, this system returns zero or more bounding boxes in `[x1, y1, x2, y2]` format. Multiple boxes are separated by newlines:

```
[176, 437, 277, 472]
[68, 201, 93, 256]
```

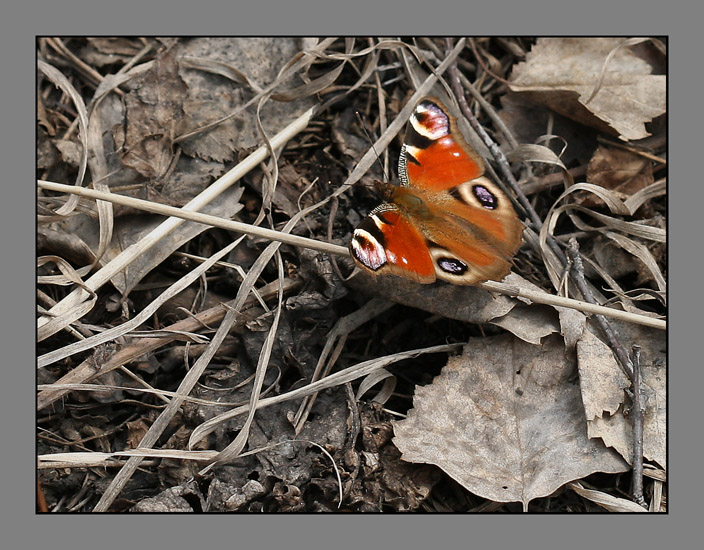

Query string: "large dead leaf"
[393, 333, 628, 509]
[510, 38, 665, 140]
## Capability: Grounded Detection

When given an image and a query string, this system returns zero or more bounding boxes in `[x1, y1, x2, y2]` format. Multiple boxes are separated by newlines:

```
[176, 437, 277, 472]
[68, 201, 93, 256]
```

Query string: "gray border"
[3, 0, 696, 548]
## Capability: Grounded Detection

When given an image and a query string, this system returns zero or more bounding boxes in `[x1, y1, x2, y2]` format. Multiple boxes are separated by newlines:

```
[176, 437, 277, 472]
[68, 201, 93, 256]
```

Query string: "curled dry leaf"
[510, 38, 665, 140]
[393, 333, 628, 509]
[206, 479, 266, 512]
[568, 482, 646, 512]
[584, 145, 655, 208]
[488, 273, 586, 347]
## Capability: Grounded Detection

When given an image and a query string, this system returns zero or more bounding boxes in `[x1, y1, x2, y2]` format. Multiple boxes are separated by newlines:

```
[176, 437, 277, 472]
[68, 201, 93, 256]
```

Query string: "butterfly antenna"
[355, 111, 389, 182]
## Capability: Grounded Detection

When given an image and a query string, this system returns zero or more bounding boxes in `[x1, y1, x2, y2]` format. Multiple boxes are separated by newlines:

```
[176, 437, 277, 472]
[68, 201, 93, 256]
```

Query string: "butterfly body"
[350, 97, 523, 286]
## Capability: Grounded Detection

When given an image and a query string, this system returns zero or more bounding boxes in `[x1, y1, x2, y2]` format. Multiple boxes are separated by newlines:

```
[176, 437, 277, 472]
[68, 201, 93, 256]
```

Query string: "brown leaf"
[247, 160, 314, 217]
[179, 98, 239, 163]
[206, 479, 266, 512]
[345, 404, 441, 512]
[130, 483, 202, 512]
[54, 139, 84, 168]
[491, 304, 560, 345]
[113, 48, 186, 179]
[510, 38, 665, 140]
[176, 38, 318, 161]
[345, 271, 519, 325]
[90, 37, 145, 56]
[583, 145, 654, 208]
[479, 273, 586, 346]
[393, 333, 628, 509]
[126, 418, 150, 450]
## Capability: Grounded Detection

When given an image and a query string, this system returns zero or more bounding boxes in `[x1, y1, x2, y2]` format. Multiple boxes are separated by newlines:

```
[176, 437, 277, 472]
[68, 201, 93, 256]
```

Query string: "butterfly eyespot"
[472, 184, 498, 209]
[436, 257, 469, 275]
[350, 223, 388, 271]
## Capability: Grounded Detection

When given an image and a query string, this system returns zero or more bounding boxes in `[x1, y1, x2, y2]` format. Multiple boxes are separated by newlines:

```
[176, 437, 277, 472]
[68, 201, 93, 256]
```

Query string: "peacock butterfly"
[349, 97, 524, 286]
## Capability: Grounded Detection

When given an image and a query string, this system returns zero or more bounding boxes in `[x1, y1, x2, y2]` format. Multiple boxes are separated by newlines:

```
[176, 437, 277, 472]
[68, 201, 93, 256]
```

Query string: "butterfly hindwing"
[416, 178, 522, 284]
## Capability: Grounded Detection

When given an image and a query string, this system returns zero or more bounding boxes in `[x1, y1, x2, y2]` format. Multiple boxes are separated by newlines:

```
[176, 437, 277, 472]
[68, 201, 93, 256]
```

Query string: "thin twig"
[567, 239, 634, 379]
[444, 41, 567, 270]
[630, 345, 647, 508]
[38, 180, 343, 257]
[570, 238, 648, 509]
[37, 181, 665, 331]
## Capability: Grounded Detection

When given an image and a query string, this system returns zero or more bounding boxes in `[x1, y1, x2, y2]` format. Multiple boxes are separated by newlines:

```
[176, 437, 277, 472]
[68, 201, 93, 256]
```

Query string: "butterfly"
[349, 97, 524, 286]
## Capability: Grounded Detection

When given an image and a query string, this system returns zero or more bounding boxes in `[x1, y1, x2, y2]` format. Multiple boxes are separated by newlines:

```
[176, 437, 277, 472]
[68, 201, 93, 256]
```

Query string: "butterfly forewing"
[400, 98, 484, 190]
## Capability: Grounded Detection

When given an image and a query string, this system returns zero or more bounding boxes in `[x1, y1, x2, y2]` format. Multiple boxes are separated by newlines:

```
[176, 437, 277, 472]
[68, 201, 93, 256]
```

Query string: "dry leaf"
[491, 304, 559, 345]
[557, 307, 587, 352]
[82, 37, 146, 67]
[510, 38, 665, 140]
[584, 322, 666, 469]
[177, 37, 317, 158]
[577, 328, 631, 420]
[568, 481, 646, 512]
[126, 418, 151, 449]
[393, 334, 628, 509]
[131, 483, 203, 512]
[490, 273, 587, 347]
[113, 48, 186, 180]
[583, 145, 655, 208]
[346, 270, 520, 324]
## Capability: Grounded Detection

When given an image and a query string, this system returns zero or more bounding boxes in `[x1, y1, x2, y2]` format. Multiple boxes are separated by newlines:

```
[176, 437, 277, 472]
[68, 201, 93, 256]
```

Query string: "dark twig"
[567, 239, 633, 379]
[341, 383, 362, 502]
[630, 345, 647, 508]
